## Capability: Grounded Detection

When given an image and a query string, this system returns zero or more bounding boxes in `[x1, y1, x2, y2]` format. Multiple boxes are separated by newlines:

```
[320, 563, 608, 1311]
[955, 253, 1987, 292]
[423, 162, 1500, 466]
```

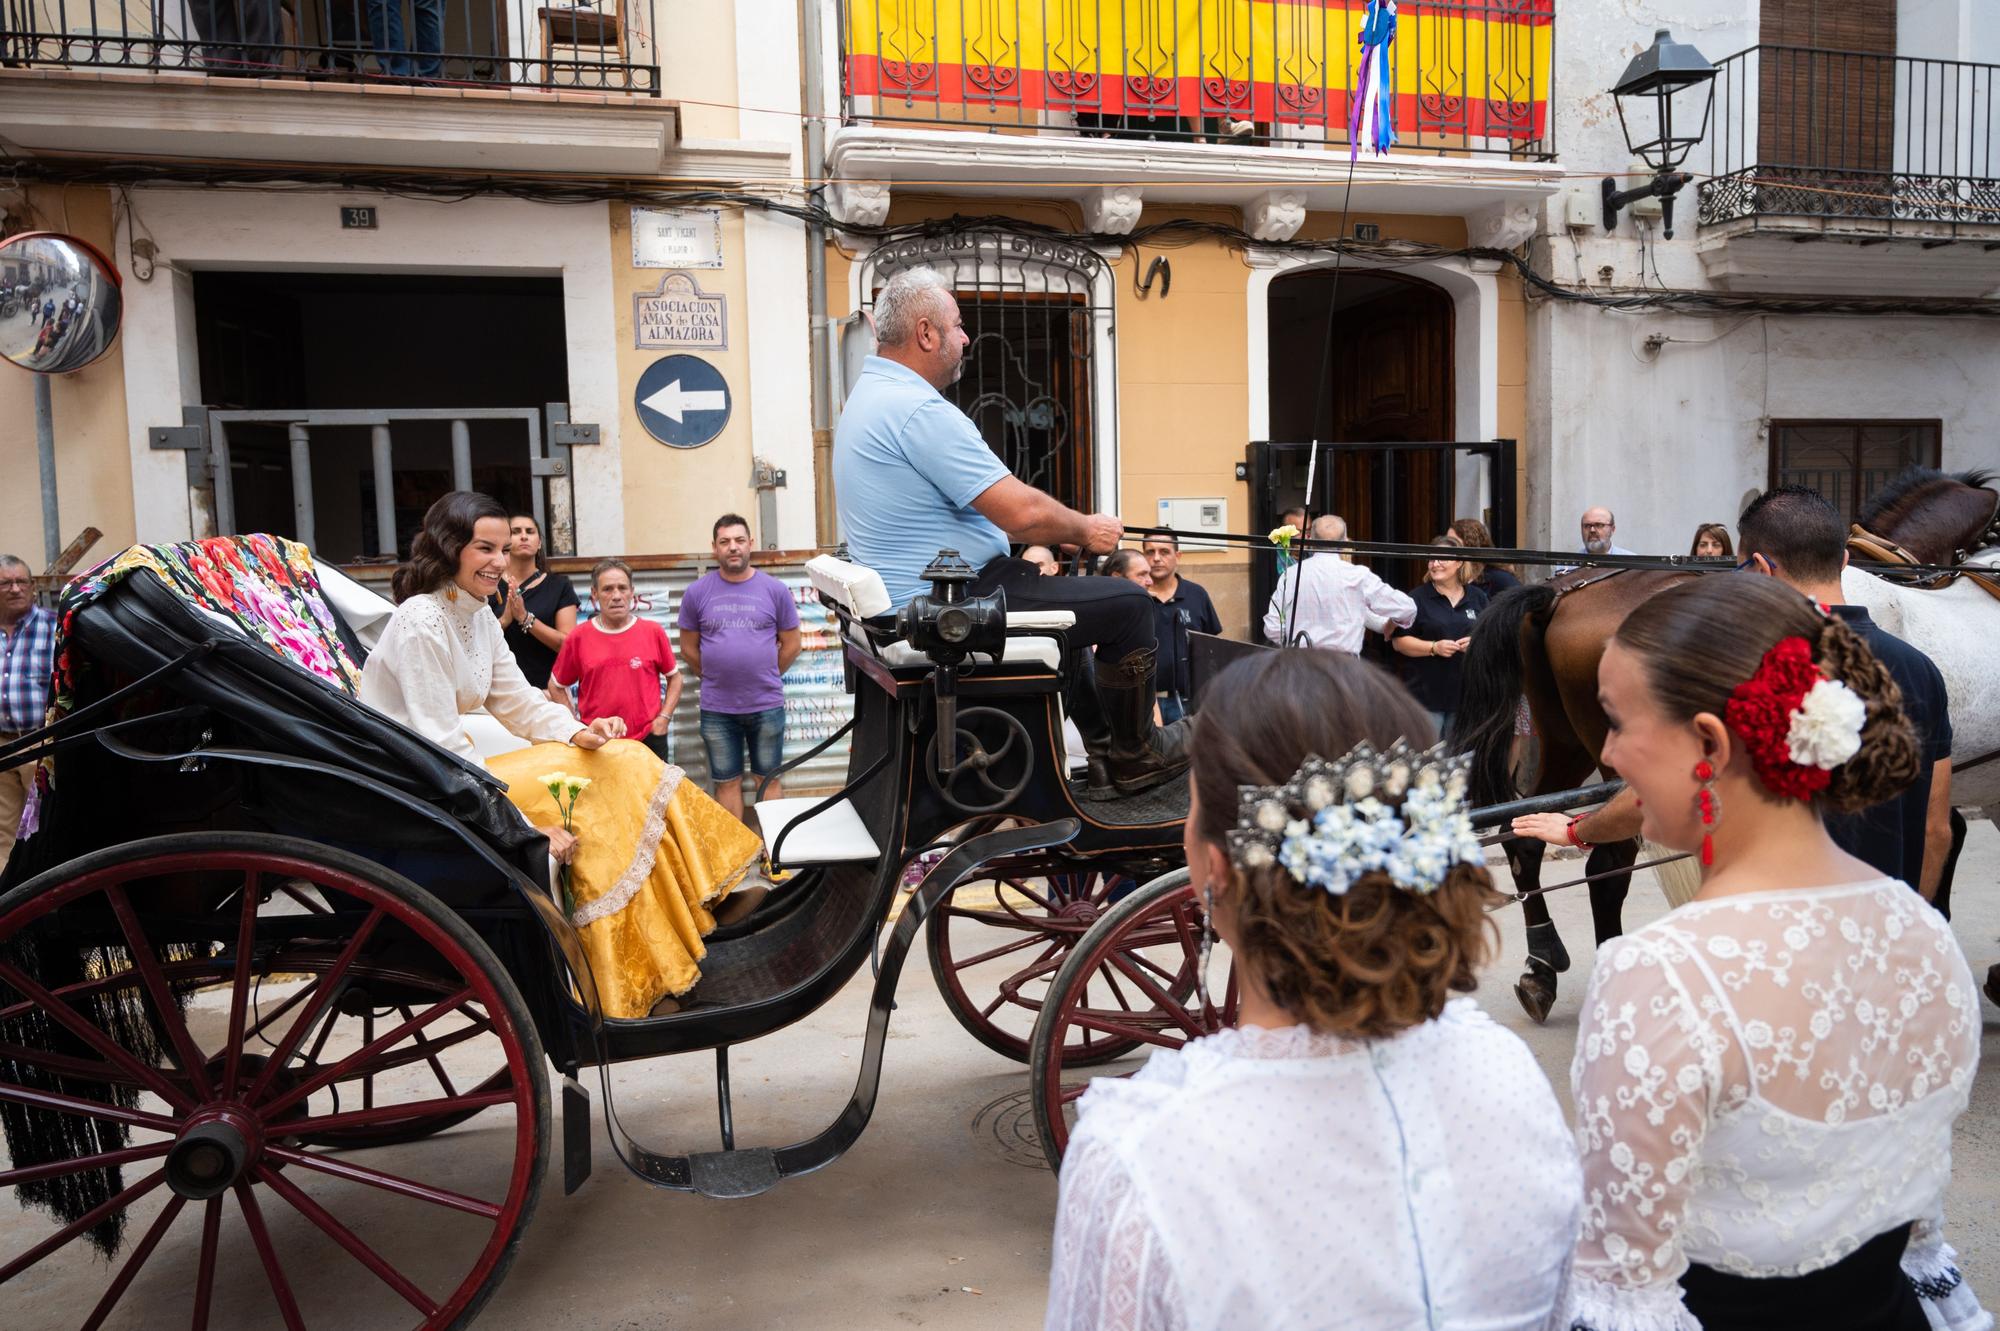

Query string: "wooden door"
[1759, 0, 1898, 176]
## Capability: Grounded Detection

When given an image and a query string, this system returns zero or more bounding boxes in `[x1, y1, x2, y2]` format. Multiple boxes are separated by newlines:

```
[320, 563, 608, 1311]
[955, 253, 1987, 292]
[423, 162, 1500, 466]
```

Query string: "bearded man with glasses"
[0, 556, 52, 872]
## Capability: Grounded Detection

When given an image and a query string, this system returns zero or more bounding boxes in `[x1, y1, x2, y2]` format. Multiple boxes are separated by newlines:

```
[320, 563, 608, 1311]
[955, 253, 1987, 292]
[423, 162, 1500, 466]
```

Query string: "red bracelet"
[1566, 815, 1594, 850]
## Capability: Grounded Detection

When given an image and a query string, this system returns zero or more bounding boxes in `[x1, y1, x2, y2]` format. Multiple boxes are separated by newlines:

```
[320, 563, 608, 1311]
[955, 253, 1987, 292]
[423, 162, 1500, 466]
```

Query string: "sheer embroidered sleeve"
[1565, 933, 1718, 1331]
[1046, 1132, 1184, 1331]
[479, 616, 581, 747]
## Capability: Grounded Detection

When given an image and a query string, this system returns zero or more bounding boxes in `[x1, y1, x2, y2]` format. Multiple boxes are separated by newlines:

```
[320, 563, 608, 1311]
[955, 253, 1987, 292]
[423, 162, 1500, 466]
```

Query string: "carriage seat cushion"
[754, 796, 881, 866]
[840, 620, 1066, 672]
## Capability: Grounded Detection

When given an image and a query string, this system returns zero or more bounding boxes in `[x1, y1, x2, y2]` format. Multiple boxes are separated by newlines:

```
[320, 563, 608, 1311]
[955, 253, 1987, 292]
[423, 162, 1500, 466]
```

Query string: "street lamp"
[1602, 28, 1716, 240]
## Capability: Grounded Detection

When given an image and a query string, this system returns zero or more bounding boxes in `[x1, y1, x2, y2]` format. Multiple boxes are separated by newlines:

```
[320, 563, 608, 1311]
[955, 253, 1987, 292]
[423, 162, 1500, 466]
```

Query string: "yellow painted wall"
[0, 186, 135, 571]
[610, 203, 762, 552]
[826, 199, 1525, 635]
[657, 0, 741, 139]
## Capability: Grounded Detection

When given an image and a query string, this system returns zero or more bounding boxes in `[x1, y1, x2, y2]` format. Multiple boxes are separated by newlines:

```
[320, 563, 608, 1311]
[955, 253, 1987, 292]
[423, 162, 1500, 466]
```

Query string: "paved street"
[5, 818, 1998, 1329]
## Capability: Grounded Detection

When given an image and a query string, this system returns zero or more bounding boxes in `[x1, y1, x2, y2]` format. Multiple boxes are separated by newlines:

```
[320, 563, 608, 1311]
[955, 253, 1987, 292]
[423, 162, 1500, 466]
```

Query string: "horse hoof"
[1515, 976, 1555, 1025]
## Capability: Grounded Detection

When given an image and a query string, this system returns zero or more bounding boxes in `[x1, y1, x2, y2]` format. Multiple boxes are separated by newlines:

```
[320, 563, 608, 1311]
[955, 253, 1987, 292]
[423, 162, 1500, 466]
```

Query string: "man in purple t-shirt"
[676, 513, 803, 822]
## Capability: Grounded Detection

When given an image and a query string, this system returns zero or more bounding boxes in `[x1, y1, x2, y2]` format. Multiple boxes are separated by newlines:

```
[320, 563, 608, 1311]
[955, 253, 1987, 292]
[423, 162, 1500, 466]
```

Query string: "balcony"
[1695, 45, 2000, 295]
[830, 0, 1562, 237]
[0, 0, 687, 171]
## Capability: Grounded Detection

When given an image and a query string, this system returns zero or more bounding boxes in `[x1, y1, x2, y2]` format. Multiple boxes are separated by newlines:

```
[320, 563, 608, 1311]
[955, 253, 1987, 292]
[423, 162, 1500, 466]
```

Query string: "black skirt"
[1679, 1224, 1927, 1331]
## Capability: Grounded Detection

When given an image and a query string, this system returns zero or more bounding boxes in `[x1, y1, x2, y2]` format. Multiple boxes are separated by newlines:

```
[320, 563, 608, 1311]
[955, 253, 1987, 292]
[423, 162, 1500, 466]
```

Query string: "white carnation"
[1786, 678, 1866, 771]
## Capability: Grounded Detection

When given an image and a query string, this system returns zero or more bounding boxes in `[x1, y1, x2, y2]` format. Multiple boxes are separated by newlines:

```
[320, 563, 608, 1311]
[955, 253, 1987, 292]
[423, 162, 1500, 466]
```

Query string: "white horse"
[1842, 550, 2000, 820]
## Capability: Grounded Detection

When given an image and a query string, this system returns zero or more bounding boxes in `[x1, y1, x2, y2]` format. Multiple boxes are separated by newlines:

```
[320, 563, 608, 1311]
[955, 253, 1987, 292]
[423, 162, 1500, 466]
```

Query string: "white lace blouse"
[1046, 999, 1581, 1331]
[357, 587, 578, 761]
[1566, 879, 1988, 1331]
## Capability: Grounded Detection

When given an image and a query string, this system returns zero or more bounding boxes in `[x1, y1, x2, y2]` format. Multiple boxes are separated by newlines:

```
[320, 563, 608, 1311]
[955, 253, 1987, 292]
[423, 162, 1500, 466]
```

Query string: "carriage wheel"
[927, 870, 1192, 1066]
[1028, 869, 1236, 1171]
[0, 832, 548, 1331]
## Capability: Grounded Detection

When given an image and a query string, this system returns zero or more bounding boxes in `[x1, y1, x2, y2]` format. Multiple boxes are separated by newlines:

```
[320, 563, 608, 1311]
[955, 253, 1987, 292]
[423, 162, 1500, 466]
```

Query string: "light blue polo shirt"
[833, 356, 1010, 608]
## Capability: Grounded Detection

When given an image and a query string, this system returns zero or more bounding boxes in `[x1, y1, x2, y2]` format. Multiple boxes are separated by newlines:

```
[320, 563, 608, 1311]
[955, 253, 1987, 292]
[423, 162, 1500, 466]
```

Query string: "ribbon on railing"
[1347, 0, 1398, 158]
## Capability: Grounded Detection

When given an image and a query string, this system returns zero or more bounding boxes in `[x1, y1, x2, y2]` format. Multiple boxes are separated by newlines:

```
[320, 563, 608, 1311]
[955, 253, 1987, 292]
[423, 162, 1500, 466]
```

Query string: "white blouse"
[357, 587, 578, 761]
[1046, 998, 1581, 1331]
[1566, 879, 1988, 1331]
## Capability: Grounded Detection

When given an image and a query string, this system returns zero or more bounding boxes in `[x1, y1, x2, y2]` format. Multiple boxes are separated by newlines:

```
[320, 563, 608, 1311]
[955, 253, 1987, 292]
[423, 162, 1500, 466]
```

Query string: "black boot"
[1084, 648, 1192, 799]
[1060, 651, 1118, 799]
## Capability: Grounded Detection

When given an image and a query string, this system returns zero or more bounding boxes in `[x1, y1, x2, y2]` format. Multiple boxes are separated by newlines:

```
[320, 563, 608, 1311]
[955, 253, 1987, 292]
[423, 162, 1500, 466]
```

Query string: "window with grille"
[1768, 419, 1942, 523]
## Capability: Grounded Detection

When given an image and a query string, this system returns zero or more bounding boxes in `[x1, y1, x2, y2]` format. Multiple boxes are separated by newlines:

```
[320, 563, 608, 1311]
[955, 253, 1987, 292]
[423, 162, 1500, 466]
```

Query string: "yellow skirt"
[488, 740, 765, 1019]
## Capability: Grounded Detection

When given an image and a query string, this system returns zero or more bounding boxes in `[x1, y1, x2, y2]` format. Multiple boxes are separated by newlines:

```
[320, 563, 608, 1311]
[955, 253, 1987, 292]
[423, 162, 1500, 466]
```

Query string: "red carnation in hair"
[1724, 636, 1834, 801]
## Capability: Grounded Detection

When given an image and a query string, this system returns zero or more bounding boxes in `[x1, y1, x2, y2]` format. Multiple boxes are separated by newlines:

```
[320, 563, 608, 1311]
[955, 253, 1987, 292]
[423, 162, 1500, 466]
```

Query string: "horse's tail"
[1450, 582, 1555, 808]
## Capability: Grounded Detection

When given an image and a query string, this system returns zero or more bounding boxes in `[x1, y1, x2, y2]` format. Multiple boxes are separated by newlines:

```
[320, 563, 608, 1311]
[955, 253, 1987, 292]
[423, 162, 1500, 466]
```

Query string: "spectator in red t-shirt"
[551, 560, 683, 762]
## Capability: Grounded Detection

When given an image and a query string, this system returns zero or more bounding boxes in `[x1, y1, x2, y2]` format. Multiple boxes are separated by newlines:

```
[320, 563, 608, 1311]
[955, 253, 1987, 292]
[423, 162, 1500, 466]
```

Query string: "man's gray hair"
[873, 267, 953, 347]
[0, 555, 27, 573]
[1310, 514, 1347, 540]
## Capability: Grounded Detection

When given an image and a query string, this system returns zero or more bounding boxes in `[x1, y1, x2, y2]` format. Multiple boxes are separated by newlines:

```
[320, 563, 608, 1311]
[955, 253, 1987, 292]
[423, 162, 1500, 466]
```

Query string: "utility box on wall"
[1155, 498, 1229, 550]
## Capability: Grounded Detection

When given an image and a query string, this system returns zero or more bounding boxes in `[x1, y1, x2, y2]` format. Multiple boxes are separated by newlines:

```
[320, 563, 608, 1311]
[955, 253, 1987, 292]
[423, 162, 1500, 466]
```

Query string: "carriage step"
[687, 1147, 782, 1199]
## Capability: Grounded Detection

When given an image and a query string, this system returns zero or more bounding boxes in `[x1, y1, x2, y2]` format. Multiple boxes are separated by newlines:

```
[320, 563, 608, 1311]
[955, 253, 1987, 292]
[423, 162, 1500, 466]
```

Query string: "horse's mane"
[1859, 467, 1997, 530]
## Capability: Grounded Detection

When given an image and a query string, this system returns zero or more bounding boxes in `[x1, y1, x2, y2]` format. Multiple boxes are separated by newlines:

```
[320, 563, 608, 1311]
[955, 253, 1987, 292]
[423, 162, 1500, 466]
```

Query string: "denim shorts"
[698, 706, 787, 782]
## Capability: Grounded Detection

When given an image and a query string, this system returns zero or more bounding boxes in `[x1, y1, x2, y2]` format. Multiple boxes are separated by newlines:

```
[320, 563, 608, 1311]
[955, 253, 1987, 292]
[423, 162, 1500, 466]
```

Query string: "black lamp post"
[1602, 28, 1717, 240]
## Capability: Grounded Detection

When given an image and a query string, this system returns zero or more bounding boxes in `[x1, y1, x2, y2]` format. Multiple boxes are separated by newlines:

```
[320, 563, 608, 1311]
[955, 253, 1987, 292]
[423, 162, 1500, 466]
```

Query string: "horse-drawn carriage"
[0, 538, 1224, 1328]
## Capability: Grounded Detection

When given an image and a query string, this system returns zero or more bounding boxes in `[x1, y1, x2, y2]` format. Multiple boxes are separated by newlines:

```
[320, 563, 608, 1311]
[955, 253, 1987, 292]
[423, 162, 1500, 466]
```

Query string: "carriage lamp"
[1603, 28, 1716, 240]
[898, 550, 1007, 664]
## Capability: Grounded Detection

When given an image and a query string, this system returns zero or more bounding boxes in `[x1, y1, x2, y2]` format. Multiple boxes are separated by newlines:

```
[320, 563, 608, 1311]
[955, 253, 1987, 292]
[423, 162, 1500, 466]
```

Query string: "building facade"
[0, 0, 816, 565]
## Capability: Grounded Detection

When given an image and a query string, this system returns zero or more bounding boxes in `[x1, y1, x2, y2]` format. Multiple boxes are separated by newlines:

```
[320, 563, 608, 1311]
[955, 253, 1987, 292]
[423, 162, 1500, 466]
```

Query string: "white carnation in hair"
[1786, 678, 1866, 771]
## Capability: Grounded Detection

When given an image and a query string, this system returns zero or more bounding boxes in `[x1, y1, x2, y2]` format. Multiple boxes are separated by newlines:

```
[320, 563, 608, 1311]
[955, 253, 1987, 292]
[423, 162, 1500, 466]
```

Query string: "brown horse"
[1453, 567, 1698, 1021]
[1455, 466, 2000, 1023]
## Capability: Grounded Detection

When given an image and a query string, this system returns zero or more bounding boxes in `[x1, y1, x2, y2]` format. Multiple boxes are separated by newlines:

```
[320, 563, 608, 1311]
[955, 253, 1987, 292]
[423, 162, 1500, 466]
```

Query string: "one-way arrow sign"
[634, 354, 732, 449]
[641, 379, 728, 423]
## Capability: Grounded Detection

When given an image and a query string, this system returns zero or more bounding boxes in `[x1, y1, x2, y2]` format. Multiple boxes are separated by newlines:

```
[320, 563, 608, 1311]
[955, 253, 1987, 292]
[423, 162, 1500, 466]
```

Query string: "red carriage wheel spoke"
[0, 1042, 132, 1085]
[233, 1180, 306, 1331]
[0, 1076, 182, 1134]
[320, 1017, 492, 1085]
[0, 1141, 172, 1190]
[1093, 963, 1136, 1013]
[0, 957, 229, 1026]
[1101, 953, 1208, 1037]
[980, 948, 1066, 1020]
[0, 1167, 168, 1282]
[0, 961, 195, 1112]
[992, 877, 1057, 913]
[78, 1194, 187, 1331]
[241, 908, 385, 1107]
[259, 989, 474, 1120]
[240, 980, 317, 1047]
[264, 1144, 503, 1219]
[1062, 1006, 1194, 1050]
[102, 883, 215, 1101]
[189, 1194, 223, 1331]
[220, 871, 262, 1099]
[276, 883, 332, 914]
[265, 1088, 516, 1137]
[941, 904, 1076, 936]
[957, 931, 1055, 978]
[1058, 1080, 1091, 1106]
[255, 1165, 440, 1316]
[397, 1003, 461, 1097]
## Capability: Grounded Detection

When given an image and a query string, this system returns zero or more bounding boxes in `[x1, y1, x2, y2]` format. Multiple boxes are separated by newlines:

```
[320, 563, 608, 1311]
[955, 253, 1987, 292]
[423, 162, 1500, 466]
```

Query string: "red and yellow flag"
[845, 0, 1552, 140]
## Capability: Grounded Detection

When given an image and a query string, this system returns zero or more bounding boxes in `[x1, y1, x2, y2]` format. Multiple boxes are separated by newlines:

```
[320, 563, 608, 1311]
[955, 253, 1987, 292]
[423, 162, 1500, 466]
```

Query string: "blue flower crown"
[1225, 742, 1484, 896]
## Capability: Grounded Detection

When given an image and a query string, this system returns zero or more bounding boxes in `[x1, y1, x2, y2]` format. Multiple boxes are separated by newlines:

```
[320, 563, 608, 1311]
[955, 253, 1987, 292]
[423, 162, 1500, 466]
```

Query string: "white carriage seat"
[805, 553, 1072, 671]
[754, 795, 882, 866]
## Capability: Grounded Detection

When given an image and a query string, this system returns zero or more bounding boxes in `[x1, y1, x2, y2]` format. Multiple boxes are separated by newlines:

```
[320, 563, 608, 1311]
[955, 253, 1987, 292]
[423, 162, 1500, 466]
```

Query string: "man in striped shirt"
[0, 555, 54, 871]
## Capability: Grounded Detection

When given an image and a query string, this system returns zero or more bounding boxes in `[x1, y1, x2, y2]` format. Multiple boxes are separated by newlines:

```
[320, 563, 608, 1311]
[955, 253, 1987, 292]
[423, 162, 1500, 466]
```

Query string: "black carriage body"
[4, 574, 599, 1071]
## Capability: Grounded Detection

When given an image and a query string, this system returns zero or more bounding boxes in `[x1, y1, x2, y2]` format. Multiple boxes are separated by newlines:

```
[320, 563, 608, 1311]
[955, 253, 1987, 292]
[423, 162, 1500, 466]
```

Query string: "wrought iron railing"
[0, 0, 659, 92]
[1698, 45, 2000, 232]
[839, 0, 1555, 159]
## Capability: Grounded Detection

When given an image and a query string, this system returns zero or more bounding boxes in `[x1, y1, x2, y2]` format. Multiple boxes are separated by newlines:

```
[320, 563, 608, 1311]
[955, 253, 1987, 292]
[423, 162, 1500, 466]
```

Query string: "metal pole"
[287, 422, 316, 551]
[211, 418, 238, 537]
[371, 423, 396, 558]
[801, 0, 835, 546]
[450, 418, 473, 491]
[33, 374, 58, 567]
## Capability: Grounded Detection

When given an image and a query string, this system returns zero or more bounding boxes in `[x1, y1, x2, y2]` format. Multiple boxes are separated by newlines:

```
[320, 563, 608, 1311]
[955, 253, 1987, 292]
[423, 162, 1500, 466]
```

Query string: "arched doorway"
[1256, 268, 1460, 619]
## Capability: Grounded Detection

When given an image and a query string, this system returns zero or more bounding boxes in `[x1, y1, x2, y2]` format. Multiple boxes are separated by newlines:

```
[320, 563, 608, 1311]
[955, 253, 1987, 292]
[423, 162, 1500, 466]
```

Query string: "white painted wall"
[116, 189, 625, 551]
[1522, 0, 2000, 552]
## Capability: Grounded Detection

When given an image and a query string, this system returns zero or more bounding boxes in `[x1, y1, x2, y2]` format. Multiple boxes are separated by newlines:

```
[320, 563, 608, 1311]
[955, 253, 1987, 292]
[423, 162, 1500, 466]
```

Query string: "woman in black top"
[1449, 518, 1519, 599]
[1390, 537, 1489, 736]
[491, 511, 578, 689]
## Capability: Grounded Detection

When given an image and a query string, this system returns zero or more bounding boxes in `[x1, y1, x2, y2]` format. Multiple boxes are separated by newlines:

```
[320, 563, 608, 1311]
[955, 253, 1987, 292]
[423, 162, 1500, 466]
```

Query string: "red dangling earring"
[1694, 759, 1718, 866]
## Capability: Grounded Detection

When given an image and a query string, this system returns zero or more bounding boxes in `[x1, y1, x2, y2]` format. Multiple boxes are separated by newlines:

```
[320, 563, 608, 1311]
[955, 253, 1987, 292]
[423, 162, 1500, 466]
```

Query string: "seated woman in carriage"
[359, 490, 765, 1019]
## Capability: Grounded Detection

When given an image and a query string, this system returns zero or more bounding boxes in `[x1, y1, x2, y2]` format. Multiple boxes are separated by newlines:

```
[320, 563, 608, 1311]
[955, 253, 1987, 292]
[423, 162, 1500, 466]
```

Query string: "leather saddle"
[1848, 504, 2000, 605]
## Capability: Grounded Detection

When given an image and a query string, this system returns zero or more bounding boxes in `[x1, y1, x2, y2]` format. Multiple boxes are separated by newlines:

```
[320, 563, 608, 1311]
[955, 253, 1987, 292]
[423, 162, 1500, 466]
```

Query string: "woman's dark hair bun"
[1813, 613, 1921, 813]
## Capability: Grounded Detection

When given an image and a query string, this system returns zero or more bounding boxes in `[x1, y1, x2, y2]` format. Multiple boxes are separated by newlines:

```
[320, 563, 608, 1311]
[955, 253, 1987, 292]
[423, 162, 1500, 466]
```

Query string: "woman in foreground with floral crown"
[1045, 649, 1580, 1331]
[1566, 574, 1984, 1331]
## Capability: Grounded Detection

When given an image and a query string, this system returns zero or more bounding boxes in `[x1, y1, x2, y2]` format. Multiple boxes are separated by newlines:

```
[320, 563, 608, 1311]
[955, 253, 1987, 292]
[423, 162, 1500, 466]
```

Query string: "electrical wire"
[11, 154, 2000, 319]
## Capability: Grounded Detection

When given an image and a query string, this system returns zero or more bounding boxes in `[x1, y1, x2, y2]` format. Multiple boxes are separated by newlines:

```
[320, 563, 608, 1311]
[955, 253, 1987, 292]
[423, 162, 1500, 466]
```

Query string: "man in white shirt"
[1262, 515, 1416, 651]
